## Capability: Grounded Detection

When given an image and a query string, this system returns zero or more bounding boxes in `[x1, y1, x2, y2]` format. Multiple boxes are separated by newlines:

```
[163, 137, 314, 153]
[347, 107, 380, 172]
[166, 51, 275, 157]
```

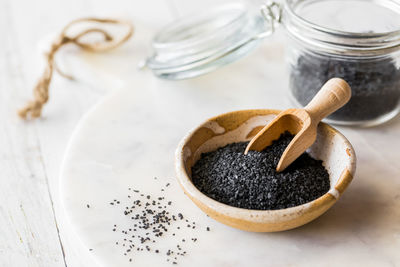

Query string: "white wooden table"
[2, 0, 400, 266]
[0, 0, 243, 266]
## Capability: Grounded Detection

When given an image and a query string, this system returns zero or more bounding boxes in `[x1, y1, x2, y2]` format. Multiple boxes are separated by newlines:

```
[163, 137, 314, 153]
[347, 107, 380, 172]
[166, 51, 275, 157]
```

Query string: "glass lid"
[291, 0, 400, 34]
[283, 0, 400, 55]
[144, 2, 272, 80]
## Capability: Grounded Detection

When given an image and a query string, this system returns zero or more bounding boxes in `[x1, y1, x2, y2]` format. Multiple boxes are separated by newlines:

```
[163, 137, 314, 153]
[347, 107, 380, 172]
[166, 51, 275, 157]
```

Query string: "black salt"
[110, 183, 211, 265]
[290, 54, 400, 122]
[191, 132, 330, 210]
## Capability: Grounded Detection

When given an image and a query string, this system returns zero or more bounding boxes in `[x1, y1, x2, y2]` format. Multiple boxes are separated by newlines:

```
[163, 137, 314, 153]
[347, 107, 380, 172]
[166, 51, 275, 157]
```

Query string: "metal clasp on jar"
[259, 1, 282, 38]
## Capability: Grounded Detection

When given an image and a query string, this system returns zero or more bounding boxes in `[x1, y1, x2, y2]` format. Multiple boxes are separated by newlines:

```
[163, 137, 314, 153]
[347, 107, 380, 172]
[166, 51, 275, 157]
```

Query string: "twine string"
[18, 17, 134, 119]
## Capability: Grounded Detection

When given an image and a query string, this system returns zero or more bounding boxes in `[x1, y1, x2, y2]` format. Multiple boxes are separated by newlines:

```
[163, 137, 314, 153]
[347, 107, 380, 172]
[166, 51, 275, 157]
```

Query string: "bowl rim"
[175, 109, 356, 224]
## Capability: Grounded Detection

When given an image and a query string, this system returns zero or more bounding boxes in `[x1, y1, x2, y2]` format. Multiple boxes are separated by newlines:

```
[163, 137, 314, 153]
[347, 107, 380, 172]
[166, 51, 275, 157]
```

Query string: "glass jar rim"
[283, 0, 400, 56]
[145, 2, 270, 79]
[153, 3, 248, 51]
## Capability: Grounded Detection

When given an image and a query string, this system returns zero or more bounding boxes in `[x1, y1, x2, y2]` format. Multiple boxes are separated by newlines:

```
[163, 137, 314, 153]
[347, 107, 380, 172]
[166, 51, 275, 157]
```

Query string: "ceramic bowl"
[175, 109, 356, 232]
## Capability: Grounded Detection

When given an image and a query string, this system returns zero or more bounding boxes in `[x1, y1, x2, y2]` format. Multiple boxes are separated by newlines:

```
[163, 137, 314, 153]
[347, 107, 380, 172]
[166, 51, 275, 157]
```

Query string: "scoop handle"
[304, 78, 351, 123]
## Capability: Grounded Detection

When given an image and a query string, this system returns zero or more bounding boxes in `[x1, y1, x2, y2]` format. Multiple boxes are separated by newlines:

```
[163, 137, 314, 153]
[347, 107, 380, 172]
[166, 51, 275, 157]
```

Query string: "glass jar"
[282, 0, 400, 126]
[144, 3, 271, 80]
[144, 0, 400, 126]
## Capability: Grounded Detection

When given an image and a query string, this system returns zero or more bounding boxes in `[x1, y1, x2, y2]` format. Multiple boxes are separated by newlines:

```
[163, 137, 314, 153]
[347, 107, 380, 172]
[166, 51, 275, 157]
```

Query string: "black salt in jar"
[144, 0, 400, 126]
[283, 0, 400, 126]
[290, 54, 400, 122]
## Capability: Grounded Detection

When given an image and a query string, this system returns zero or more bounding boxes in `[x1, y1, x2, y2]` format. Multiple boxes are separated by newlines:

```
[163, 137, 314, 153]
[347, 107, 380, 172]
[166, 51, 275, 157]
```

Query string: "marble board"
[60, 39, 400, 267]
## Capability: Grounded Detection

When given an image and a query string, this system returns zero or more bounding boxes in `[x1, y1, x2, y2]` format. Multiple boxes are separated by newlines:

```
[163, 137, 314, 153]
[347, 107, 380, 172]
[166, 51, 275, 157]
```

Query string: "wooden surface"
[0, 0, 238, 266]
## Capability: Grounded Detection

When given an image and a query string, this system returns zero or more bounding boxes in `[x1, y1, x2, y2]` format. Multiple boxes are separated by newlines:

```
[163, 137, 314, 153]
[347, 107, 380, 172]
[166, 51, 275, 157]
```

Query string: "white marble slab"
[60, 29, 400, 267]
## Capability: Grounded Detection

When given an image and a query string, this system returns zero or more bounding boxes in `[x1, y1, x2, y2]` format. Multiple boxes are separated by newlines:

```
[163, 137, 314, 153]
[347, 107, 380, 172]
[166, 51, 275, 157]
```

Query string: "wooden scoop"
[245, 78, 351, 172]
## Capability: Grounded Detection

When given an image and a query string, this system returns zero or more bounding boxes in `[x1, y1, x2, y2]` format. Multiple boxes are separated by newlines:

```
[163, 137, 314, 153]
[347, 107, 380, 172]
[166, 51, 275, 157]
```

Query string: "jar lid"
[144, 3, 272, 80]
[284, 0, 400, 56]
[290, 0, 400, 34]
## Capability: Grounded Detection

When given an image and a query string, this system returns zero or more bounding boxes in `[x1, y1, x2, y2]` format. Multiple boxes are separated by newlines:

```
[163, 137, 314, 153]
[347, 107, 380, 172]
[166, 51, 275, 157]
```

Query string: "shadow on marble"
[292, 184, 380, 232]
[372, 112, 400, 130]
[274, 161, 396, 243]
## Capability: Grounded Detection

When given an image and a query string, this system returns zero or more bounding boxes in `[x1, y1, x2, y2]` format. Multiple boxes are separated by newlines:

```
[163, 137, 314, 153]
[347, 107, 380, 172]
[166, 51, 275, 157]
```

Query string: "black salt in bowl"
[191, 131, 331, 211]
[175, 109, 356, 232]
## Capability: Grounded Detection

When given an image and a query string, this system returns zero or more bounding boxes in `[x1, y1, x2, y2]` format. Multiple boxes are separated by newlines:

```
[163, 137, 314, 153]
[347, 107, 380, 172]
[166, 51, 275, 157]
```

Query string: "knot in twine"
[18, 17, 134, 119]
